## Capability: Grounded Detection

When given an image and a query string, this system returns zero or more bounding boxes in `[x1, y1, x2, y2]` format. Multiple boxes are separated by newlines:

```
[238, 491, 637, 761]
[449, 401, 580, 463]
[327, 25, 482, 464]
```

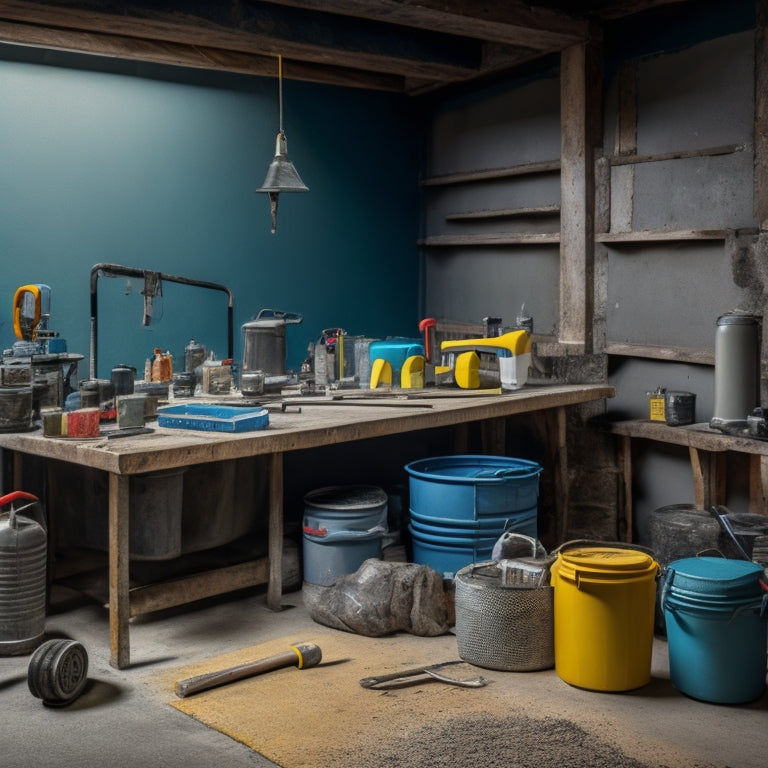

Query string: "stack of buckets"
[548, 544, 768, 702]
[662, 556, 768, 703]
[405, 455, 542, 576]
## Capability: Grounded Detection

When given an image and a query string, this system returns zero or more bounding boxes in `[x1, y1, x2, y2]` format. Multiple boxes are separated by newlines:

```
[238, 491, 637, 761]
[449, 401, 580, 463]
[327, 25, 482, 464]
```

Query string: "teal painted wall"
[0, 46, 422, 379]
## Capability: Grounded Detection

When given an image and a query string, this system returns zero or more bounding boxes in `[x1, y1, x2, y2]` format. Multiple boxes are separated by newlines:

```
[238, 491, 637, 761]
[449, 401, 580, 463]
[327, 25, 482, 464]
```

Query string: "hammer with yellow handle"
[174, 642, 322, 698]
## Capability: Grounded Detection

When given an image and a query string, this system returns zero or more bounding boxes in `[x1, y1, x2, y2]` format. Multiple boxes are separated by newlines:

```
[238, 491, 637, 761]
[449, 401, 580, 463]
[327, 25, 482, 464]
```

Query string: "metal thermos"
[0, 491, 47, 655]
[711, 312, 760, 430]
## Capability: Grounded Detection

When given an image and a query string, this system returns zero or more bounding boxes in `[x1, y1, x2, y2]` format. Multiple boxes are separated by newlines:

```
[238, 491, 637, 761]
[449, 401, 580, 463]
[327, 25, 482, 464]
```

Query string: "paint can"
[0, 386, 33, 431]
[665, 391, 696, 426]
[302, 485, 388, 585]
[110, 364, 135, 396]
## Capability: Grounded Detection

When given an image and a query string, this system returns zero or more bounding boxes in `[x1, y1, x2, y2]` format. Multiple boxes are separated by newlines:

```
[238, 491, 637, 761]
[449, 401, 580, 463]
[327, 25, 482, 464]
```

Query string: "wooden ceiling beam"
[255, 0, 592, 50]
[0, 0, 489, 82]
[0, 19, 404, 90]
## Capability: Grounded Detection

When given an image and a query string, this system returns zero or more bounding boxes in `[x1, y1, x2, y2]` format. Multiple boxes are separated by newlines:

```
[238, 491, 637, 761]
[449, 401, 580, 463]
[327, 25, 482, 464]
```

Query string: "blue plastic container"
[157, 404, 269, 432]
[408, 524, 499, 576]
[405, 455, 542, 521]
[302, 485, 388, 586]
[405, 455, 541, 575]
[662, 556, 768, 703]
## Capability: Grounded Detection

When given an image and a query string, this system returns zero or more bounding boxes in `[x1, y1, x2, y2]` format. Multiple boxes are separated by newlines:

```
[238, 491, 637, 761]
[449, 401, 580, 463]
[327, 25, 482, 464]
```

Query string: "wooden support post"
[555, 406, 569, 542]
[617, 434, 633, 542]
[109, 473, 130, 669]
[267, 452, 284, 611]
[689, 448, 726, 510]
[559, 42, 600, 350]
[756, 0, 767, 231]
[749, 454, 768, 514]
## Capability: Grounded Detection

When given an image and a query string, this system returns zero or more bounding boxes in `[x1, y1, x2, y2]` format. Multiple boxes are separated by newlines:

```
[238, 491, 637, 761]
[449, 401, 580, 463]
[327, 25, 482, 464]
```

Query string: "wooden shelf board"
[419, 232, 560, 247]
[606, 341, 714, 366]
[596, 229, 726, 243]
[445, 204, 560, 221]
[607, 143, 744, 167]
[421, 160, 560, 187]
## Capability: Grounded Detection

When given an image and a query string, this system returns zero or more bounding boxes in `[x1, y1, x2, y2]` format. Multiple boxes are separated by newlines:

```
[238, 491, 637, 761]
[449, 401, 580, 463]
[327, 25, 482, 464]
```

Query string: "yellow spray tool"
[441, 329, 532, 390]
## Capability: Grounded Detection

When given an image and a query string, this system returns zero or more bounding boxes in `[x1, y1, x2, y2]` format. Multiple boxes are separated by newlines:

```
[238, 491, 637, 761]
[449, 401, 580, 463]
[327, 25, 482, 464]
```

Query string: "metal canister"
[0, 492, 47, 655]
[184, 339, 207, 374]
[711, 313, 760, 430]
[110, 364, 136, 396]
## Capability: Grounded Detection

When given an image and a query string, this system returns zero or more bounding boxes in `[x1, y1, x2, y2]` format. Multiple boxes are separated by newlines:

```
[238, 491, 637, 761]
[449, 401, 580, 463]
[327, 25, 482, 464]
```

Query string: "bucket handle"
[0, 491, 46, 532]
[304, 525, 386, 542]
[473, 466, 541, 479]
[552, 538, 656, 557]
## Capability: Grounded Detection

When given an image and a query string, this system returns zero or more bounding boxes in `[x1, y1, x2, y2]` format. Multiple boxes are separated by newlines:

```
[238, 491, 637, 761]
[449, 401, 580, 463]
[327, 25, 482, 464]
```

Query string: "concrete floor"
[2, 581, 768, 768]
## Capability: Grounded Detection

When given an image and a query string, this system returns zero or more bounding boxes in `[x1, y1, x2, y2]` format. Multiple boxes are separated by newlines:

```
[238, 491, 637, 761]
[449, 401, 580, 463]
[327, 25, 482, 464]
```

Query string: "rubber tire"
[27, 639, 89, 706]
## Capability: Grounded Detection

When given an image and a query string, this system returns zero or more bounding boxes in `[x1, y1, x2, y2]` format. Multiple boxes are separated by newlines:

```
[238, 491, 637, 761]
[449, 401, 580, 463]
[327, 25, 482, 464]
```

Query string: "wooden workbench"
[0, 383, 613, 668]
[608, 420, 768, 536]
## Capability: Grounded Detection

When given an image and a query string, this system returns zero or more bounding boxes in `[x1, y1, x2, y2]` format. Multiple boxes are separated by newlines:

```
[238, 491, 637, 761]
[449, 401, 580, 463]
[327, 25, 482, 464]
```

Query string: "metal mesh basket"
[454, 560, 554, 672]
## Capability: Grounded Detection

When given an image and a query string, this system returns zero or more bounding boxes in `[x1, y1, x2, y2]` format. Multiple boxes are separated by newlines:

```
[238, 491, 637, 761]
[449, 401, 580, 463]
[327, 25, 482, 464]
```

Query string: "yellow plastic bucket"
[550, 545, 659, 691]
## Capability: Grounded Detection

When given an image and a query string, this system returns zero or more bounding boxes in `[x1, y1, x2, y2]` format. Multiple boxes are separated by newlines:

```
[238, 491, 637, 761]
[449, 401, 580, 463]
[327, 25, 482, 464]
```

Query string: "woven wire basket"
[454, 560, 554, 672]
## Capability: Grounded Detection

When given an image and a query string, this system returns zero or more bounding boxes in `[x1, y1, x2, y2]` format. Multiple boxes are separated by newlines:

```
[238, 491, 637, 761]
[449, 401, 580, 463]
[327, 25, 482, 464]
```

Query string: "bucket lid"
[304, 485, 387, 511]
[665, 556, 764, 597]
[405, 455, 542, 483]
[557, 546, 656, 575]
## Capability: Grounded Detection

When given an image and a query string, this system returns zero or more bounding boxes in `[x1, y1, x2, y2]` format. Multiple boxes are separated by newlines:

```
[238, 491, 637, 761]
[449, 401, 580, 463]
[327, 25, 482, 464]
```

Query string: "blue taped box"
[157, 404, 269, 432]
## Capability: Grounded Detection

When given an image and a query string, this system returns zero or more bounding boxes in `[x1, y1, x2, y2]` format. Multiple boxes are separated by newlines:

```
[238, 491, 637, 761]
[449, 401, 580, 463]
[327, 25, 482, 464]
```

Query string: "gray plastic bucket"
[302, 485, 388, 585]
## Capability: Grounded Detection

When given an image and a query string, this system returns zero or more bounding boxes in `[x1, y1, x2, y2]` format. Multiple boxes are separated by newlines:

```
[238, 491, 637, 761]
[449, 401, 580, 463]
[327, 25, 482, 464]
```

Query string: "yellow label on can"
[648, 396, 665, 421]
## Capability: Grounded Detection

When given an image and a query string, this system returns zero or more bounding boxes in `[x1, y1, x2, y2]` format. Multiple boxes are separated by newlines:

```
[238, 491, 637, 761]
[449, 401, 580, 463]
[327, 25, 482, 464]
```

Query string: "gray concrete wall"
[421, 15, 760, 543]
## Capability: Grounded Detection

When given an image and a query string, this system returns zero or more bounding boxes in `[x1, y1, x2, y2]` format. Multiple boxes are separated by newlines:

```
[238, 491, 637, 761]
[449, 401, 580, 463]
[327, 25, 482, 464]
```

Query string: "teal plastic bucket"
[302, 485, 388, 586]
[662, 557, 768, 703]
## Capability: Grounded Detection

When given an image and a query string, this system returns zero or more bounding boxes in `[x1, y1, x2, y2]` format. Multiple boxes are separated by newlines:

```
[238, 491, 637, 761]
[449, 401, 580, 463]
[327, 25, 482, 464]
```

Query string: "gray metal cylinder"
[711, 313, 760, 429]
[0, 500, 47, 655]
[242, 318, 286, 375]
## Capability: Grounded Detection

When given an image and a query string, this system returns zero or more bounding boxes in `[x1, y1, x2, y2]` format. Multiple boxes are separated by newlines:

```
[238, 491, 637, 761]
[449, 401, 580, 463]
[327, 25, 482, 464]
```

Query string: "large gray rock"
[303, 559, 449, 637]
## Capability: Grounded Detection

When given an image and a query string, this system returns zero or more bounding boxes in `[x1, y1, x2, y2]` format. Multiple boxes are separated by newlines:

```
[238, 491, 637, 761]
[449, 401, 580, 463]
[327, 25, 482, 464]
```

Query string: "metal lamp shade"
[257, 132, 309, 233]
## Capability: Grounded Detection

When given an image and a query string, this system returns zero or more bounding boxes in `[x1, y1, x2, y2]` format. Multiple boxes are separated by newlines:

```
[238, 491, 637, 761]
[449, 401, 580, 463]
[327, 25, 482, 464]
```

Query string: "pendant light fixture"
[256, 54, 309, 234]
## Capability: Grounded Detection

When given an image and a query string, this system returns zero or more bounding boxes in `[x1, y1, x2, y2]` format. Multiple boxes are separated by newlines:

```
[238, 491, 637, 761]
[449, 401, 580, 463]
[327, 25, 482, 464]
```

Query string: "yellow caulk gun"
[440, 329, 531, 390]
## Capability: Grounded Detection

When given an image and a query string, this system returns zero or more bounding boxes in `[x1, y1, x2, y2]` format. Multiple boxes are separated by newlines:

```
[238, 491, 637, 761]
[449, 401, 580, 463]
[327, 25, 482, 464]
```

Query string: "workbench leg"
[554, 406, 569, 543]
[689, 447, 726, 510]
[267, 452, 284, 611]
[749, 455, 768, 514]
[12, 449, 22, 489]
[109, 473, 131, 669]
[617, 435, 633, 543]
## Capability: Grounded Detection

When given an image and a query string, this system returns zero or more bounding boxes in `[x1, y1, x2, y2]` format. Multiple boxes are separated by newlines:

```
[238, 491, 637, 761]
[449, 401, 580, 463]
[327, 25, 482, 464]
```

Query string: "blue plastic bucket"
[662, 557, 768, 703]
[408, 524, 499, 576]
[405, 455, 541, 576]
[405, 455, 542, 522]
[409, 506, 537, 534]
[302, 485, 388, 586]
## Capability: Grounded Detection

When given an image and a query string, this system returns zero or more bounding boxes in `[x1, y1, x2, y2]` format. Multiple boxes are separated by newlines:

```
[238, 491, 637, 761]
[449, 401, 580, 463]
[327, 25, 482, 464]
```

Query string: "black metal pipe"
[89, 263, 234, 378]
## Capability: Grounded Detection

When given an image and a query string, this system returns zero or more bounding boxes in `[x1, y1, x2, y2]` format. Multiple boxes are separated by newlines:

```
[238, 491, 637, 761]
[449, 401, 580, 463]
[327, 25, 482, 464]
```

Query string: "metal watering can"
[0, 491, 47, 655]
